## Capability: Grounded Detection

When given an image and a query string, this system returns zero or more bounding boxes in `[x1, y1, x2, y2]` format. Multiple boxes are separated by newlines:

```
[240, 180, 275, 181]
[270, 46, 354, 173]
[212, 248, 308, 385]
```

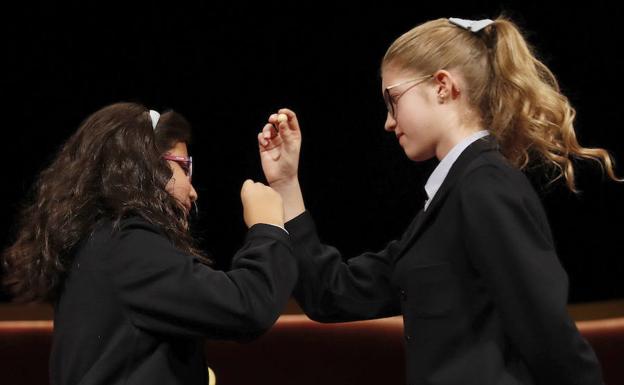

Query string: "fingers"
[257, 132, 266, 147]
[266, 108, 300, 133]
[262, 123, 278, 141]
[258, 126, 283, 151]
[242, 179, 273, 199]
[259, 124, 272, 146]
[277, 108, 300, 132]
[241, 179, 252, 199]
[241, 178, 254, 191]
[242, 179, 271, 193]
[259, 108, 299, 152]
[268, 113, 279, 125]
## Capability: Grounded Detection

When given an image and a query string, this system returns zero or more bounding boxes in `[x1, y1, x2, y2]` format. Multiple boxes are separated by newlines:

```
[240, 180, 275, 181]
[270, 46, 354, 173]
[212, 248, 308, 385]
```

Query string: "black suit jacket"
[50, 216, 297, 385]
[286, 136, 604, 385]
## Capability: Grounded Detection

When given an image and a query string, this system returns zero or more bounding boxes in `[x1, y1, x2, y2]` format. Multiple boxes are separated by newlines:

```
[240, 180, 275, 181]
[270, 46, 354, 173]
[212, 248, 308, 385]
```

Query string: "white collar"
[424, 130, 490, 210]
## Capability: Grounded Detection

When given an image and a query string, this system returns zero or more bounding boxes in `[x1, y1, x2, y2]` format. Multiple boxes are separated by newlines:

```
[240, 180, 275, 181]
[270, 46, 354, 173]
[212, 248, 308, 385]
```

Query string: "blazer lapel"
[394, 135, 500, 263]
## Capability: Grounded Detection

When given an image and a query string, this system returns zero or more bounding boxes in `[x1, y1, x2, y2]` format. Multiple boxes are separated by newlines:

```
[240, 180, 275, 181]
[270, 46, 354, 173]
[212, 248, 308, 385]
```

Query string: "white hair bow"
[449, 17, 494, 33]
[149, 110, 160, 130]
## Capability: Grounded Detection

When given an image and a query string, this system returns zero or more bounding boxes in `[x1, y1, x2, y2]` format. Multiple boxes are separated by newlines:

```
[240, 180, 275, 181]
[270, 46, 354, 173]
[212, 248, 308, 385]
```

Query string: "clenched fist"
[240, 179, 285, 228]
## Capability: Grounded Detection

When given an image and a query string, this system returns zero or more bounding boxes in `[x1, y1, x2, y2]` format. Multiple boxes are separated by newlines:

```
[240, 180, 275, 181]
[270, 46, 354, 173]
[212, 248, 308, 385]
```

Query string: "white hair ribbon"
[149, 110, 161, 130]
[449, 17, 494, 33]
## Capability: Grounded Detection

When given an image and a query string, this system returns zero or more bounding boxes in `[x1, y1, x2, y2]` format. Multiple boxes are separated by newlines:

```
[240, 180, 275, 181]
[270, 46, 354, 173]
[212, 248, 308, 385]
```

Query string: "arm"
[258, 109, 406, 322]
[106, 218, 298, 340]
[284, 210, 419, 322]
[257, 109, 305, 222]
[459, 165, 604, 385]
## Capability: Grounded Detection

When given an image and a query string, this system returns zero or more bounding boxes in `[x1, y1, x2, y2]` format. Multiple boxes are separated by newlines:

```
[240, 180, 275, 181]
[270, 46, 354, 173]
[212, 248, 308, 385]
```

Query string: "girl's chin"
[405, 149, 435, 162]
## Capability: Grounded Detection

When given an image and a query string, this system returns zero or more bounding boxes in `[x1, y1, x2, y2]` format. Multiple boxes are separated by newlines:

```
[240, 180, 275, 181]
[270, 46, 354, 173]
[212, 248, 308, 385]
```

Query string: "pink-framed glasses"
[163, 155, 193, 181]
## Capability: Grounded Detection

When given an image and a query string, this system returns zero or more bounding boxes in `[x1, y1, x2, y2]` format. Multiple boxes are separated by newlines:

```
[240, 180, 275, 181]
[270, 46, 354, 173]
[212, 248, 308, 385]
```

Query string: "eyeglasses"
[163, 155, 193, 181]
[383, 74, 433, 118]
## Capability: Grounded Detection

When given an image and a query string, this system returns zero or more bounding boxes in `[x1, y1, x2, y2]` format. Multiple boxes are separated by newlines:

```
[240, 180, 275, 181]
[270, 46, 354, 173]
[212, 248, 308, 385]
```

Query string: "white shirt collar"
[423, 130, 490, 211]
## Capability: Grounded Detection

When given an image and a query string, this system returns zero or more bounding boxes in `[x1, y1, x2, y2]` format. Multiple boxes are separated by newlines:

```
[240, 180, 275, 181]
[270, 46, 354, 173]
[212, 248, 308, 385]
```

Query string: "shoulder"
[116, 216, 168, 239]
[87, 215, 185, 269]
[457, 151, 552, 234]
[89, 215, 167, 244]
[456, 150, 548, 221]
[459, 150, 537, 199]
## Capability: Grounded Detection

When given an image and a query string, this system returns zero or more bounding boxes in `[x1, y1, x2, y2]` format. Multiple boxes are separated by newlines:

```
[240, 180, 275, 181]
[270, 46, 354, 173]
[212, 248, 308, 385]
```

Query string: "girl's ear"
[433, 70, 450, 103]
[433, 70, 461, 102]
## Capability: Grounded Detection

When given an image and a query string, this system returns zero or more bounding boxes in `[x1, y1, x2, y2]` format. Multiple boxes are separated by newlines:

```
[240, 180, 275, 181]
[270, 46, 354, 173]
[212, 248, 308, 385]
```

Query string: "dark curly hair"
[2, 102, 209, 303]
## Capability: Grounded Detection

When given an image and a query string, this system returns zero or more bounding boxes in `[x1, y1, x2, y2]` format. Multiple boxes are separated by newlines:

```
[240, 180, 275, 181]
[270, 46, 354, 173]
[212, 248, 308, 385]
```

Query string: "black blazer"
[286, 136, 604, 385]
[50, 216, 297, 385]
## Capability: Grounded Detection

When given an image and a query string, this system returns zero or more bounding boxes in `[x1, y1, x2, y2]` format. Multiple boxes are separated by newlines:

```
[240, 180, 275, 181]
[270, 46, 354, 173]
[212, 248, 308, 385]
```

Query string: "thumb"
[241, 179, 254, 193]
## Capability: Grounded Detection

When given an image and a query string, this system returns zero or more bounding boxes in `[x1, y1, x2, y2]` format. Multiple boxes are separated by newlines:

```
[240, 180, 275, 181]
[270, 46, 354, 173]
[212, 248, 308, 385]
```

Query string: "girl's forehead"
[382, 67, 418, 86]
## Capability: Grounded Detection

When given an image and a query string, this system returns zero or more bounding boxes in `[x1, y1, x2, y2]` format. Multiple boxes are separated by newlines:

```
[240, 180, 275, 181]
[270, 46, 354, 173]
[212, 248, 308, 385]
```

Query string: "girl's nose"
[384, 113, 397, 132]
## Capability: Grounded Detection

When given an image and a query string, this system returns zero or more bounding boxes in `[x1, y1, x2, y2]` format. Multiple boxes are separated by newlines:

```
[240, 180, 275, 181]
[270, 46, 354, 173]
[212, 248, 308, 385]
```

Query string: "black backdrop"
[2, 2, 622, 303]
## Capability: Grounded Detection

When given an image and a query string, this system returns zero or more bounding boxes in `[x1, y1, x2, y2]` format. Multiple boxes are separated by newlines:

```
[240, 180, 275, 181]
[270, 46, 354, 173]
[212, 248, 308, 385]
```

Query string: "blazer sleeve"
[104, 219, 298, 340]
[459, 165, 604, 385]
[284, 210, 419, 322]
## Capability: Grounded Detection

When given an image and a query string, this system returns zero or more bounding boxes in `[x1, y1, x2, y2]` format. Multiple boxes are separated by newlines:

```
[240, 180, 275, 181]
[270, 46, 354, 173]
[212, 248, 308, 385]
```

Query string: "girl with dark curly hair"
[3, 102, 297, 385]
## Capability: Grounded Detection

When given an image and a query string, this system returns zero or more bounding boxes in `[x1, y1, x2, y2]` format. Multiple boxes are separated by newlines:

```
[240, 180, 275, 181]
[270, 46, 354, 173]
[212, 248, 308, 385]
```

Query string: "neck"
[436, 124, 486, 161]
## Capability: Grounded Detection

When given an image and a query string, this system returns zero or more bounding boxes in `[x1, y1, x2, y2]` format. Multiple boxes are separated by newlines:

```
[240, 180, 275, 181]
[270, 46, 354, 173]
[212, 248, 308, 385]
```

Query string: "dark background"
[1, 2, 622, 303]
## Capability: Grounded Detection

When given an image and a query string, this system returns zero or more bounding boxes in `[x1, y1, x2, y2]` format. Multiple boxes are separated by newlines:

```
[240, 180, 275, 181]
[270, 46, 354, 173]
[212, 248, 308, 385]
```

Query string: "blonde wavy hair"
[382, 16, 621, 192]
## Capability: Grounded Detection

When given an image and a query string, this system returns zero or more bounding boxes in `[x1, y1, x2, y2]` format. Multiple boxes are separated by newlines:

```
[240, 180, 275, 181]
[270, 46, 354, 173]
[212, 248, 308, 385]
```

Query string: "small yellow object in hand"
[277, 113, 288, 123]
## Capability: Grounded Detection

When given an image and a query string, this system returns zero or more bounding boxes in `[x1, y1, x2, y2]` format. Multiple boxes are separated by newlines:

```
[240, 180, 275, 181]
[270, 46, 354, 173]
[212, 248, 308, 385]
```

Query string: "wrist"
[269, 176, 299, 190]
[273, 182, 305, 222]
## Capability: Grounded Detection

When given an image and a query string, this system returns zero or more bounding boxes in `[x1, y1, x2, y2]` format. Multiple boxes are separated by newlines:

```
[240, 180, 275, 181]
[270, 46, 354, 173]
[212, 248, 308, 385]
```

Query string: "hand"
[240, 179, 284, 228]
[258, 108, 302, 187]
